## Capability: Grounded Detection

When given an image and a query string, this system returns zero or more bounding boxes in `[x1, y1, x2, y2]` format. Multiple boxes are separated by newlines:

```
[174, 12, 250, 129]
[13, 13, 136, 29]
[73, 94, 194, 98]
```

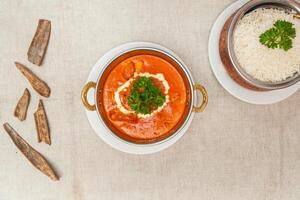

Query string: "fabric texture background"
[0, 0, 300, 199]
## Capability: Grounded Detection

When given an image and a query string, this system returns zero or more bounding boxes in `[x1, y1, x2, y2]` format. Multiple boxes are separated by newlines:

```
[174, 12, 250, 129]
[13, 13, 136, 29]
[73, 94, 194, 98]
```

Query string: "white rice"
[233, 8, 300, 82]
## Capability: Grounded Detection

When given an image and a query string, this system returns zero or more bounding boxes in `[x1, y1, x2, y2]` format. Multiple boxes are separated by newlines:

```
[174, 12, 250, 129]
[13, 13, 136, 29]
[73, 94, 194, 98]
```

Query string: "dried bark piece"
[34, 100, 51, 145]
[14, 88, 31, 121]
[15, 62, 51, 97]
[27, 19, 51, 66]
[3, 123, 59, 181]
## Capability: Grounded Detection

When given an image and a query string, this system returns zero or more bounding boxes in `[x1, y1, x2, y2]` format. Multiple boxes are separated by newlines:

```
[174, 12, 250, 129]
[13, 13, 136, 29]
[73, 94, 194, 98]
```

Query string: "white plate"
[208, 0, 300, 104]
[84, 42, 195, 154]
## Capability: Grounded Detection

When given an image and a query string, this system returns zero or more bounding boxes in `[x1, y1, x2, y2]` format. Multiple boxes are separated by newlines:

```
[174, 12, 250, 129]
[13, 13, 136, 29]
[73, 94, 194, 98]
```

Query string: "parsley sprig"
[259, 20, 296, 51]
[128, 77, 166, 115]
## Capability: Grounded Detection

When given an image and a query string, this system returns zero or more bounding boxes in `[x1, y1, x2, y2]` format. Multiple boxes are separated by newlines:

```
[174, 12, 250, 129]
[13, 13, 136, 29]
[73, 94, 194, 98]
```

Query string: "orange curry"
[102, 55, 188, 141]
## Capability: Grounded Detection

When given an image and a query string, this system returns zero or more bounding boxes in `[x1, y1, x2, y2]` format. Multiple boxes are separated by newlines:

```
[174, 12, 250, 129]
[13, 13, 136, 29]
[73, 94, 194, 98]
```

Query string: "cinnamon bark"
[27, 19, 51, 66]
[15, 62, 51, 97]
[3, 123, 59, 181]
[34, 100, 51, 145]
[14, 88, 31, 121]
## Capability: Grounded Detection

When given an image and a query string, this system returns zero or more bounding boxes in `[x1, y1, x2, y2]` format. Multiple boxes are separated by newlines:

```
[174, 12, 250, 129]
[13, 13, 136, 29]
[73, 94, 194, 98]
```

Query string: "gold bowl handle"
[193, 84, 208, 113]
[81, 82, 96, 111]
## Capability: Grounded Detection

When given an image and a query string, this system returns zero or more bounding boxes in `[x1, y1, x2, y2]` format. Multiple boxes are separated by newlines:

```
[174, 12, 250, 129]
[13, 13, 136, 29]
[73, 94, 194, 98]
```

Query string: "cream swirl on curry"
[114, 72, 170, 118]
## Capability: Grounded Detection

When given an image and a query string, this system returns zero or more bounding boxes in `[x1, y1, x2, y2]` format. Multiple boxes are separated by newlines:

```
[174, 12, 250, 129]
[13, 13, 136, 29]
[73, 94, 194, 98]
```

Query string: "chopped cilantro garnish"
[128, 77, 166, 115]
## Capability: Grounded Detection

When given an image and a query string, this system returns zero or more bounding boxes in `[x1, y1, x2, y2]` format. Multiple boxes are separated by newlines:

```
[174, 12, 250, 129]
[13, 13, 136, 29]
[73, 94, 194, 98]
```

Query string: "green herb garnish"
[128, 77, 166, 115]
[259, 20, 296, 51]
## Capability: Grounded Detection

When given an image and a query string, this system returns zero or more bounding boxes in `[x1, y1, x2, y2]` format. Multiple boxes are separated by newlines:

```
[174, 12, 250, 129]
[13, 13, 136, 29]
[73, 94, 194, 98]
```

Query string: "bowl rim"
[92, 46, 196, 146]
[227, 0, 300, 90]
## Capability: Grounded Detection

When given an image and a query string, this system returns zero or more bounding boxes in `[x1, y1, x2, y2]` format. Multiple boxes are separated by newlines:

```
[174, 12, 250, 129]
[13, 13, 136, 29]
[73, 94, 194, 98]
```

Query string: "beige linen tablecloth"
[0, 0, 300, 199]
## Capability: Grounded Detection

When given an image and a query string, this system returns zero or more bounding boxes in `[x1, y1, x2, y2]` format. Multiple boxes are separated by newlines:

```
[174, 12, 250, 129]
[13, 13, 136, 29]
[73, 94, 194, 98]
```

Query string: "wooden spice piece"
[3, 123, 59, 181]
[27, 19, 51, 66]
[34, 100, 51, 145]
[14, 88, 31, 121]
[15, 62, 51, 97]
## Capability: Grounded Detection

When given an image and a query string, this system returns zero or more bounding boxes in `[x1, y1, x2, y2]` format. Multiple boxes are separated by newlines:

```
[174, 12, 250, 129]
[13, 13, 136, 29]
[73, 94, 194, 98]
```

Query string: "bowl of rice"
[220, 0, 300, 90]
